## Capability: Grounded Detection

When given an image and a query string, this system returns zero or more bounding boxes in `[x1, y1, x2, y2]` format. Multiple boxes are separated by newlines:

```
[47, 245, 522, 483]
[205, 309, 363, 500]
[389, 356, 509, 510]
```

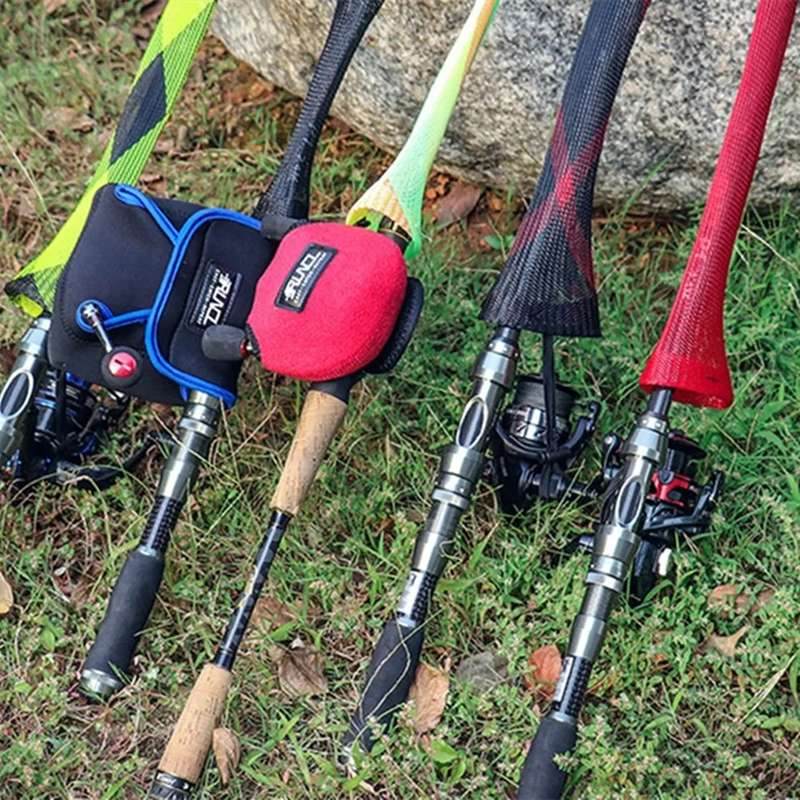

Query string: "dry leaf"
[753, 588, 775, 612]
[251, 595, 296, 630]
[15, 193, 37, 223]
[0, 571, 13, 616]
[734, 592, 752, 614]
[277, 644, 328, 697]
[434, 181, 482, 227]
[44, 0, 69, 13]
[707, 625, 749, 657]
[140, 173, 167, 195]
[707, 583, 737, 609]
[526, 645, 562, 698]
[140, 0, 167, 22]
[409, 662, 450, 734]
[212, 727, 241, 786]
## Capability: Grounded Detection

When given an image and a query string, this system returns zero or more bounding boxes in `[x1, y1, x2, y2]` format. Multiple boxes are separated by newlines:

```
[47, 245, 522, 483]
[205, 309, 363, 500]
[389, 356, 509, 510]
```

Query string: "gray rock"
[455, 651, 509, 693]
[212, 0, 800, 210]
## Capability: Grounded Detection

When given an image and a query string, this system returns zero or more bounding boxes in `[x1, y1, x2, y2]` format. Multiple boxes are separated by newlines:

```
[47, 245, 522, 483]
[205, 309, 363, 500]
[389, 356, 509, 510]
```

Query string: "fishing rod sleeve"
[344, 0, 648, 759]
[520, 4, 795, 797]
[5, 0, 218, 315]
[481, 0, 649, 338]
[640, 0, 795, 409]
[346, 0, 498, 257]
[79, 0, 386, 701]
[257, 0, 384, 223]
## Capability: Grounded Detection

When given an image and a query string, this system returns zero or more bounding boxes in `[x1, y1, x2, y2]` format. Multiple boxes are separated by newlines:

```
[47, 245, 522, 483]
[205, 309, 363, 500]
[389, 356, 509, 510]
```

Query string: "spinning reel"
[3, 366, 163, 491]
[573, 429, 724, 604]
[488, 374, 601, 511]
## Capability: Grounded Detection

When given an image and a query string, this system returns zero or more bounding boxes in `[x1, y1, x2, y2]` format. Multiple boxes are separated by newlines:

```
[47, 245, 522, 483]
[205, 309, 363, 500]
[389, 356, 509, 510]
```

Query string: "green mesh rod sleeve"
[5, 0, 217, 316]
[346, 0, 498, 259]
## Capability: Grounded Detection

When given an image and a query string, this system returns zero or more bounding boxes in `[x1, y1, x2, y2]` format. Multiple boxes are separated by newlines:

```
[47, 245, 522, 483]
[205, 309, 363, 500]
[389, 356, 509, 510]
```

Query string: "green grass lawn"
[1, 3, 798, 799]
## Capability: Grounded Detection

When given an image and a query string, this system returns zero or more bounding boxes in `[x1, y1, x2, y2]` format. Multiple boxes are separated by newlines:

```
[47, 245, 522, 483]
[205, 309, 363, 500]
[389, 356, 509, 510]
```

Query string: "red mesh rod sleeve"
[640, 0, 796, 408]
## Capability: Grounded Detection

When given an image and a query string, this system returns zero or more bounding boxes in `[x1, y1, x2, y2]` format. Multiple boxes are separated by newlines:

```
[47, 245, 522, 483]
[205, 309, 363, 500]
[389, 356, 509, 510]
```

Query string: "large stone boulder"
[212, 0, 800, 210]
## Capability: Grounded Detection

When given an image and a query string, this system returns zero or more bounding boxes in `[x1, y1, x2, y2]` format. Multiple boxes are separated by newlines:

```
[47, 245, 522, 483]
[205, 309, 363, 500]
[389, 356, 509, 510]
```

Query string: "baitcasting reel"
[488, 374, 600, 511]
[2, 366, 163, 491]
[573, 429, 724, 604]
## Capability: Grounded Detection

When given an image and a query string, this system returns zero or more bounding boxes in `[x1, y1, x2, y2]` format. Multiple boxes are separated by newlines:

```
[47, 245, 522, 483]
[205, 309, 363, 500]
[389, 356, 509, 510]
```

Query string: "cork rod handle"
[271, 389, 348, 515]
[157, 664, 233, 784]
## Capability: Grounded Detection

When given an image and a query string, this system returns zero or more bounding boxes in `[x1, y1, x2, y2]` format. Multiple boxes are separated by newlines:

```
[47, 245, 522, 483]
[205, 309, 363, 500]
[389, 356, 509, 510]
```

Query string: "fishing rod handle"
[0, 317, 50, 462]
[149, 664, 233, 799]
[481, 0, 650, 338]
[261, 0, 384, 221]
[80, 393, 220, 699]
[518, 714, 577, 800]
[151, 512, 290, 796]
[343, 329, 519, 755]
[518, 394, 671, 798]
[271, 388, 349, 515]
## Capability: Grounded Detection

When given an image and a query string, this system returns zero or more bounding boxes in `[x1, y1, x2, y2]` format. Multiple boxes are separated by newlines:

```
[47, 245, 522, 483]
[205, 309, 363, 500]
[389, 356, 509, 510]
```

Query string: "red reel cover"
[247, 222, 407, 382]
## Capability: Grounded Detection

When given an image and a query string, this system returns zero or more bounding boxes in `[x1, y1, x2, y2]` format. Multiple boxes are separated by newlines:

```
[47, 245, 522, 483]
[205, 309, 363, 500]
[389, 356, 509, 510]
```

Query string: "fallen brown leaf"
[707, 625, 749, 658]
[277, 644, 328, 697]
[707, 583, 737, 610]
[434, 181, 482, 227]
[44, 0, 69, 13]
[526, 645, 562, 698]
[735, 591, 752, 614]
[140, 173, 167, 195]
[251, 595, 296, 630]
[140, 0, 167, 22]
[0, 571, 13, 616]
[409, 662, 450, 734]
[753, 588, 775, 613]
[212, 727, 241, 786]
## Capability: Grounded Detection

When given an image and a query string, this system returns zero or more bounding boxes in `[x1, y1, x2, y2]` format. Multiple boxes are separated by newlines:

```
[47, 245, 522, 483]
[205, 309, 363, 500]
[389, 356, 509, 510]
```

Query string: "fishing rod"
[148, 3, 499, 797]
[518, 2, 796, 796]
[0, 0, 217, 490]
[343, 0, 650, 760]
[72, 0, 386, 701]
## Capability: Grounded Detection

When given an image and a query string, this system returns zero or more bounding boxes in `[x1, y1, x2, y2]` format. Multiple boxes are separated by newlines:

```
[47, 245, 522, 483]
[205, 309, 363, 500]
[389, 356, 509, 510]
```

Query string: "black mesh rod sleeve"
[257, 0, 384, 221]
[480, 0, 650, 338]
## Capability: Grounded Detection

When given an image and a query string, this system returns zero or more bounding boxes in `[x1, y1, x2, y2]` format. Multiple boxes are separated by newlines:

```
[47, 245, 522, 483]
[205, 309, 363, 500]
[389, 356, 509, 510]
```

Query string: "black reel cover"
[49, 184, 275, 406]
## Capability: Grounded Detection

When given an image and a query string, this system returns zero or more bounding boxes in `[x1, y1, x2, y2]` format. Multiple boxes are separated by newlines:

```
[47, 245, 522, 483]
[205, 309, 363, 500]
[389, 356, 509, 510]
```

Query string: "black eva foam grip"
[258, 0, 384, 222]
[82, 548, 164, 686]
[481, 0, 649, 338]
[517, 716, 578, 800]
[343, 618, 424, 753]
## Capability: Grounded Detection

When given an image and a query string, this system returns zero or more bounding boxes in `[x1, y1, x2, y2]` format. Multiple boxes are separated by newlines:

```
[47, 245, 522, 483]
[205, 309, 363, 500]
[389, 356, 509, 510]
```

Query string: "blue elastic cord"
[114, 184, 179, 243]
[76, 300, 150, 334]
[144, 203, 261, 407]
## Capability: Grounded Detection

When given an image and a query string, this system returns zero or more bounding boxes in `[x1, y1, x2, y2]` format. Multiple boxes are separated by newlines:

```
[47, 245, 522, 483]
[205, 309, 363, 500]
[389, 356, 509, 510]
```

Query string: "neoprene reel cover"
[207, 222, 411, 382]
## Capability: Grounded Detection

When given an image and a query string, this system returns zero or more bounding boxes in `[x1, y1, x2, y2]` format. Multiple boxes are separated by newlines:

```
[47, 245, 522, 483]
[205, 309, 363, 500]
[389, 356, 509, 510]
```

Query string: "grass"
[1, 2, 799, 799]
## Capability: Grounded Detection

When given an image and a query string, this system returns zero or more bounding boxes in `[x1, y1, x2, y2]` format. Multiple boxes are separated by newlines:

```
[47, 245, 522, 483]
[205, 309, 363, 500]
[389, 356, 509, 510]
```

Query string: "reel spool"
[574, 429, 724, 604]
[488, 374, 600, 511]
[4, 367, 162, 490]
